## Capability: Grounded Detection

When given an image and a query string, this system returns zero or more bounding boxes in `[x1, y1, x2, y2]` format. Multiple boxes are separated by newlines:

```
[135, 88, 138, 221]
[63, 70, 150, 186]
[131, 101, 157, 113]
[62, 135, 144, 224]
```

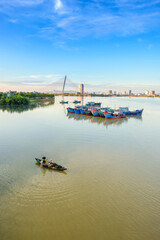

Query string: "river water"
[0, 96, 160, 240]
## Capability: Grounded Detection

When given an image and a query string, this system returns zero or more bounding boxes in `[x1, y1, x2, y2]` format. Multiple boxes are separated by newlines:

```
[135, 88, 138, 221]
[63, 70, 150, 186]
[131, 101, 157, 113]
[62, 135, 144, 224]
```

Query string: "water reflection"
[0, 96, 159, 240]
[0, 100, 55, 113]
[67, 113, 143, 128]
[128, 115, 143, 121]
[36, 163, 67, 176]
[67, 113, 131, 128]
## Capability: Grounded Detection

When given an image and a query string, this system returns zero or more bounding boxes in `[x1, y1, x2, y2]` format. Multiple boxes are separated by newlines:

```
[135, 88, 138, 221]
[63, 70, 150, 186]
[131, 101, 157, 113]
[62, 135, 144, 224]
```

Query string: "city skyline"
[0, 0, 160, 91]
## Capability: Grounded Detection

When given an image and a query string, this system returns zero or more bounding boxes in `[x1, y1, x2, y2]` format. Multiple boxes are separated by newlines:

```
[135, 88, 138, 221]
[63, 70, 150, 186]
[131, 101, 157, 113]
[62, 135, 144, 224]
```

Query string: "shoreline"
[55, 94, 160, 98]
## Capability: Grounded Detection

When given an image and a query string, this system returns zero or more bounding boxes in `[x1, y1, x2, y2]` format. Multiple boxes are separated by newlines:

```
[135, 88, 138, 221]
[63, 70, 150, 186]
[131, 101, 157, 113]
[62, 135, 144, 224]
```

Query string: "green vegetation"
[0, 93, 29, 105]
[0, 92, 55, 106]
[19, 92, 55, 99]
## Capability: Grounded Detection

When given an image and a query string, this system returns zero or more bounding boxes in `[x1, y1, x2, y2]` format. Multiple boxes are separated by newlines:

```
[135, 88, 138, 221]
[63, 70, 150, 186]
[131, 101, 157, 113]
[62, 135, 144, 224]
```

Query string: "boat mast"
[62, 75, 67, 95]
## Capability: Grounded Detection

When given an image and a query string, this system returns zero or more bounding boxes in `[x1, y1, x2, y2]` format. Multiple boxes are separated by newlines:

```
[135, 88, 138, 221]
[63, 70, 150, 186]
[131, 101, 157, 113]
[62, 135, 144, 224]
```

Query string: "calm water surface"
[0, 97, 160, 240]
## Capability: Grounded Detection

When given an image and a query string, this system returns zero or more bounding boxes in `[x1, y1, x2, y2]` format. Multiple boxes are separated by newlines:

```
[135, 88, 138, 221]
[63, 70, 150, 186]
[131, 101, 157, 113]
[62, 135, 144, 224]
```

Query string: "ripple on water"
[6, 173, 78, 209]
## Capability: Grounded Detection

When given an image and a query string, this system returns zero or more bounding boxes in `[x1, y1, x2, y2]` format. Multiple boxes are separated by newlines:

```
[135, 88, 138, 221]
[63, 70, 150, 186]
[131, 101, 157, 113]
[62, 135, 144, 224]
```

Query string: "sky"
[0, 0, 160, 93]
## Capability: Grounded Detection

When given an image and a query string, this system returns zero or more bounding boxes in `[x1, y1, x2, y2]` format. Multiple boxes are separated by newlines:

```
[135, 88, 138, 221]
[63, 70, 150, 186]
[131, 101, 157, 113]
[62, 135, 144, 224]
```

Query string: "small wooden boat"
[35, 158, 67, 171]
[60, 101, 68, 104]
[73, 100, 81, 104]
[86, 102, 101, 107]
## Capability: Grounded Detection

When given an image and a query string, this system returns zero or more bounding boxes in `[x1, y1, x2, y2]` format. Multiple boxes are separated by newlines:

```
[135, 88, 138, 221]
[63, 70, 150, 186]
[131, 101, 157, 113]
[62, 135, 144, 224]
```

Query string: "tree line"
[0, 92, 55, 105]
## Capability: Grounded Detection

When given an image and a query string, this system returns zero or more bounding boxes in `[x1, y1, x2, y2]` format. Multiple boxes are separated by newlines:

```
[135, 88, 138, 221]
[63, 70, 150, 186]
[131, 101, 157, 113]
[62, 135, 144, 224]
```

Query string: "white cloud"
[1, 0, 160, 41]
[15, 74, 62, 85]
[8, 19, 18, 23]
[54, 0, 63, 10]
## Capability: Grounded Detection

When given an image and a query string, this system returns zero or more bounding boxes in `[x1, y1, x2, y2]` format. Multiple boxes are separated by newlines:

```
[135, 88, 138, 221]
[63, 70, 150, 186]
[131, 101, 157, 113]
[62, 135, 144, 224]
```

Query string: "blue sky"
[0, 0, 160, 92]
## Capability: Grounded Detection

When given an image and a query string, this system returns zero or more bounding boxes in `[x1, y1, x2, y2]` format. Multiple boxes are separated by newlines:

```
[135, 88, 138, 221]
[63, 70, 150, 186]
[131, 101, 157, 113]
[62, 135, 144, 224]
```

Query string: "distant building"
[145, 90, 149, 95]
[113, 91, 116, 95]
[78, 84, 84, 94]
[150, 90, 155, 95]
[122, 91, 126, 95]
[129, 90, 132, 95]
[107, 90, 112, 95]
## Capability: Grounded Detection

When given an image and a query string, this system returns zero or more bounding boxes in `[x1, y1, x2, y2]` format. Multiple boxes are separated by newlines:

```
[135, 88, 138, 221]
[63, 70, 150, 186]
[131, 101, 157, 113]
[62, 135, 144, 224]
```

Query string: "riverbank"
[0, 92, 55, 106]
[55, 93, 160, 98]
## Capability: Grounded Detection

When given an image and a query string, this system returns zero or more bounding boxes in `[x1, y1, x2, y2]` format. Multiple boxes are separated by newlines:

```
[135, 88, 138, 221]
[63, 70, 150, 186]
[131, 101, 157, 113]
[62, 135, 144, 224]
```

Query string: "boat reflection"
[128, 115, 143, 121]
[103, 118, 128, 127]
[67, 113, 131, 128]
[36, 163, 67, 175]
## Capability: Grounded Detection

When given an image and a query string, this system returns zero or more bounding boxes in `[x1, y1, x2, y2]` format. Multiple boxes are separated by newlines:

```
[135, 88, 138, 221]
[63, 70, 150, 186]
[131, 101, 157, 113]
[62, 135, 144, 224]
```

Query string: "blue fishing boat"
[104, 112, 126, 119]
[80, 107, 88, 115]
[118, 107, 129, 114]
[60, 100, 68, 104]
[74, 107, 81, 114]
[91, 108, 100, 117]
[67, 107, 75, 113]
[73, 100, 81, 104]
[84, 109, 92, 115]
[86, 102, 101, 107]
[127, 109, 144, 116]
[98, 107, 114, 117]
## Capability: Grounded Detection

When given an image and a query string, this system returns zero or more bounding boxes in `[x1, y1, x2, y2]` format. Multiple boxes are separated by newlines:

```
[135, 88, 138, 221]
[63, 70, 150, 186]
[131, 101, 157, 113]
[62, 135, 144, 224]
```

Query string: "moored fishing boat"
[80, 107, 88, 115]
[74, 106, 81, 114]
[118, 107, 144, 116]
[91, 108, 100, 117]
[67, 107, 75, 113]
[118, 107, 129, 114]
[104, 112, 126, 119]
[73, 100, 81, 104]
[98, 107, 114, 117]
[98, 109, 105, 117]
[86, 102, 101, 107]
[60, 100, 68, 104]
[127, 109, 144, 116]
[80, 109, 85, 114]
[84, 109, 92, 115]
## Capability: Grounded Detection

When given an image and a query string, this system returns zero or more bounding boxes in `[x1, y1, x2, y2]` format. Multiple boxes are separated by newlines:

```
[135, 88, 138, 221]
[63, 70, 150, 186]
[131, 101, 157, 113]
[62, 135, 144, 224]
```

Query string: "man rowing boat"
[41, 156, 48, 167]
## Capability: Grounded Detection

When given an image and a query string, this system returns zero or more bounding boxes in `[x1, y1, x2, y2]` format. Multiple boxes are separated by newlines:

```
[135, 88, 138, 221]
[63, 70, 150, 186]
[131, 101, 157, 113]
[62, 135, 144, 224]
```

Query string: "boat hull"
[80, 109, 86, 115]
[67, 107, 75, 113]
[127, 109, 144, 116]
[60, 101, 68, 104]
[70, 108, 75, 113]
[86, 102, 101, 107]
[98, 110, 105, 117]
[104, 112, 126, 119]
[74, 109, 81, 114]
[35, 158, 67, 171]
[91, 109, 100, 117]
[84, 110, 92, 115]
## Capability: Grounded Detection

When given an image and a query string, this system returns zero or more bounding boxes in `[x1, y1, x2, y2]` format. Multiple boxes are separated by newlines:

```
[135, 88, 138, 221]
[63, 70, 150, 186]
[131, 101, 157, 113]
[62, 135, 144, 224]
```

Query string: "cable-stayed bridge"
[49, 76, 79, 93]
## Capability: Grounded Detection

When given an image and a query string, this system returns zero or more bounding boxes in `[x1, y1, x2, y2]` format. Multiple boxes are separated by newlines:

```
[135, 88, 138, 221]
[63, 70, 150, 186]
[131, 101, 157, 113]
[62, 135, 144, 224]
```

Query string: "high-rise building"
[129, 90, 132, 95]
[107, 90, 112, 95]
[150, 90, 155, 95]
[145, 90, 149, 95]
[113, 91, 116, 95]
[79, 84, 84, 94]
[122, 91, 126, 95]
